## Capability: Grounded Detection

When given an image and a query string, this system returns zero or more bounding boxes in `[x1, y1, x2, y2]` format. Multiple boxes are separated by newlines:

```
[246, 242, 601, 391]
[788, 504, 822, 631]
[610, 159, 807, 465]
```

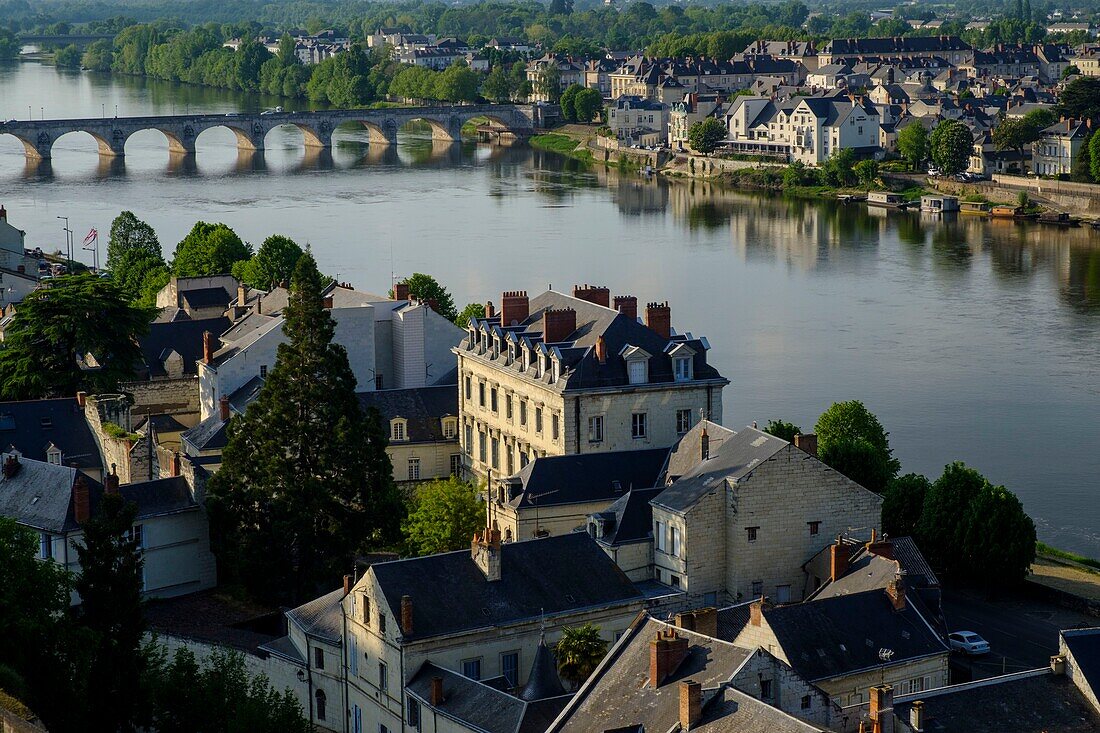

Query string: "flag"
[82, 228, 97, 251]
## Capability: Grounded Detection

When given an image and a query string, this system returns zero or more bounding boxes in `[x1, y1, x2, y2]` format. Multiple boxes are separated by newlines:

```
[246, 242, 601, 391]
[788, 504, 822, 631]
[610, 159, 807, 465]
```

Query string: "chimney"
[73, 475, 91, 525]
[886, 571, 906, 611]
[430, 676, 444, 706]
[237, 283, 246, 306]
[595, 334, 607, 364]
[342, 573, 353, 597]
[0, 205, 5, 220]
[701, 424, 710, 461]
[104, 469, 120, 495]
[400, 595, 414, 636]
[749, 597, 767, 626]
[909, 700, 925, 732]
[500, 291, 529, 326]
[542, 307, 577, 344]
[613, 295, 638, 321]
[170, 451, 181, 477]
[472, 528, 502, 582]
[425, 298, 440, 315]
[485, 301, 496, 319]
[218, 395, 231, 422]
[76, 391, 87, 408]
[1051, 654, 1066, 676]
[2, 453, 20, 479]
[830, 538, 850, 582]
[202, 331, 213, 365]
[679, 680, 703, 730]
[676, 607, 718, 638]
[649, 628, 689, 688]
[322, 295, 334, 309]
[793, 433, 817, 456]
[645, 301, 671, 339]
[394, 281, 410, 301]
[571, 284, 611, 307]
[869, 684, 894, 733]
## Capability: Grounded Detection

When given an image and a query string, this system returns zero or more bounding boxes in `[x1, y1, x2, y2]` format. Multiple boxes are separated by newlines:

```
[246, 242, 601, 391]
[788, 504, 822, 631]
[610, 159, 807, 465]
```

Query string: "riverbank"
[529, 132, 595, 163]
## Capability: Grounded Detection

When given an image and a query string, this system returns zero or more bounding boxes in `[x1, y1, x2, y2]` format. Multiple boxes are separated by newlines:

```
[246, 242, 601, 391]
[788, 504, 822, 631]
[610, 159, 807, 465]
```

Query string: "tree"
[455, 302, 486, 328]
[534, 62, 562, 102]
[481, 64, 513, 102]
[820, 148, 857, 187]
[930, 119, 973, 175]
[1089, 132, 1100, 182]
[234, 234, 304, 289]
[55, 44, 82, 68]
[573, 87, 603, 123]
[854, 159, 879, 186]
[814, 401, 899, 492]
[917, 462, 986, 576]
[897, 121, 929, 171]
[171, 221, 252, 276]
[964, 481, 1036, 586]
[1074, 131, 1094, 182]
[763, 419, 802, 442]
[1057, 76, 1100, 120]
[402, 477, 484, 556]
[819, 437, 896, 493]
[82, 39, 115, 71]
[434, 61, 480, 102]
[207, 253, 402, 604]
[559, 83, 583, 123]
[881, 473, 930, 537]
[0, 274, 155, 400]
[277, 32, 299, 67]
[992, 116, 1042, 163]
[687, 117, 726, 155]
[107, 211, 164, 300]
[1063, 64, 1080, 79]
[555, 624, 607, 687]
[74, 493, 147, 733]
[548, 0, 574, 15]
[398, 273, 458, 322]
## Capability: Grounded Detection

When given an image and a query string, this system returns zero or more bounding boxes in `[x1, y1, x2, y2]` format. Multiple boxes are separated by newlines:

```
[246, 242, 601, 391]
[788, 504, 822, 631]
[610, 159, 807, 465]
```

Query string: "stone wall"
[732, 649, 836, 729]
[121, 377, 201, 422]
[83, 394, 152, 483]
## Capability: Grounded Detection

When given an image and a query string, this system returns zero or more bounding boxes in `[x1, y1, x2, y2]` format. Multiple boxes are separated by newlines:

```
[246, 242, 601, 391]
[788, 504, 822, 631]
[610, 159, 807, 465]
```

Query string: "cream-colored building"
[456, 287, 727, 482]
[359, 385, 461, 486]
[1031, 118, 1089, 176]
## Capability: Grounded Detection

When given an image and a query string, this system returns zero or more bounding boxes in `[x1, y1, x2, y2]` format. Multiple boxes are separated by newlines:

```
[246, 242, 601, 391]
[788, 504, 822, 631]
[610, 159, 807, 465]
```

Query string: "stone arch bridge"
[0, 104, 539, 160]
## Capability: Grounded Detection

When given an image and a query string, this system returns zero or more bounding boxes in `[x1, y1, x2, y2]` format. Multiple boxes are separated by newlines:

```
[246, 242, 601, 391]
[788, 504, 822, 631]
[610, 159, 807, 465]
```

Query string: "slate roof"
[505, 448, 668, 509]
[0, 397, 102, 471]
[118, 476, 196, 519]
[181, 287, 231, 311]
[138, 316, 230, 378]
[893, 673, 1100, 732]
[287, 587, 345, 643]
[134, 413, 189, 436]
[593, 486, 664, 546]
[369, 533, 642, 641]
[357, 385, 458, 443]
[823, 36, 972, 56]
[1062, 627, 1100, 693]
[180, 414, 228, 453]
[521, 638, 567, 701]
[716, 601, 754, 642]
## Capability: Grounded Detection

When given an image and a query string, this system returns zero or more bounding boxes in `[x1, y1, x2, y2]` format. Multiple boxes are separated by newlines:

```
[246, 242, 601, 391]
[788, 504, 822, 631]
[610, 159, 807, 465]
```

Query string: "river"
[2, 61, 1099, 557]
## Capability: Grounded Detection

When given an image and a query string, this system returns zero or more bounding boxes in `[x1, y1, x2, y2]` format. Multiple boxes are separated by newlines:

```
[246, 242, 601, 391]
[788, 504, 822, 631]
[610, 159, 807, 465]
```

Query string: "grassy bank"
[1037, 542, 1100, 571]
[529, 133, 594, 164]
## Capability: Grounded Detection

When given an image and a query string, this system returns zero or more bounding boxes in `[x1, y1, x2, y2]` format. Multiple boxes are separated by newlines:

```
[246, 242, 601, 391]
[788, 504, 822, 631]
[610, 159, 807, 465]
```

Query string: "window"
[746, 526, 759, 542]
[501, 651, 520, 687]
[478, 382, 486, 407]
[464, 425, 473, 455]
[47, 448, 61, 465]
[391, 421, 407, 442]
[462, 658, 482, 681]
[375, 374, 384, 390]
[670, 574, 681, 588]
[506, 448, 514, 476]
[379, 661, 388, 692]
[628, 359, 647, 385]
[552, 414, 559, 441]
[674, 357, 691, 382]
[353, 704, 363, 733]
[315, 690, 327, 721]
[362, 595, 371, 624]
[491, 387, 498, 412]
[801, 695, 812, 710]
[655, 521, 666, 552]
[552, 359, 560, 383]
[676, 409, 692, 435]
[450, 454, 463, 477]
[654, 567, 663, 582]
[314, 647, 325, 670]
[776, 585, 791, 603]
[39, 532, 50, 560]
[519, 450, 529, 468]
[519, 401, 527, 426]
[379, 611, 387, 634]
[442, 419, 456, 440]
[631, 412, 647, 439]
[535, 407, 543, 434]
[259, 364, 268, 379]
[407, 458, 420, 481]
[808, 521, 821, 536]
[350, 636, 359, 677]
[506, 395, 513, 420]
[670, 526, 681, 557]
[751, 580, 763, 597]
[760, 679, 773, 700]
[407, 698, 420, 727]
[478, 431, 487, 463]
[464, 375, 471, 400]
[588, 416, 604, 443]
[491, 437, 499, 470]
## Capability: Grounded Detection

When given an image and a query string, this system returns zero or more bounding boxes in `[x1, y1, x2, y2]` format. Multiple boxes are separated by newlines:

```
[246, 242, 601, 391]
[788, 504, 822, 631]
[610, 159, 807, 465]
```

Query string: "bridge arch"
[52, 129, 129, 158]
[394, 115, 461, 143]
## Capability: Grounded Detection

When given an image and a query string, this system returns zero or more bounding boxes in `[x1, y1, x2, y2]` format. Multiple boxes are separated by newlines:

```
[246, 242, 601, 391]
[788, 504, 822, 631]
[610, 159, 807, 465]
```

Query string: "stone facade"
[83, 394, 152, 483]
[121, 376, 201, 423]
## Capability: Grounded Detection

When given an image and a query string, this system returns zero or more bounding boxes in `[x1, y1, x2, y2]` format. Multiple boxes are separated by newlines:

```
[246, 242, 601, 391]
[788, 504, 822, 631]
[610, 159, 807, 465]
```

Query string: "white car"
[948, 631, 990, 655]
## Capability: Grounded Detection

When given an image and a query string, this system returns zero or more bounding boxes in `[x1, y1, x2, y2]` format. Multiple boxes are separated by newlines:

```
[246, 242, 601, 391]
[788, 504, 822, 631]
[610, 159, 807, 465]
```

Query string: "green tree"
[897, 121, 929, 171]
[1063, 64, 1080, 79]
[814, 401, 899, 492]
[481, 64, 513, 102]
[234, 234, 303, 290]
[55, 44, 82, 68]
[820, 148, 857, 187]
[535, 62, 562, 102]
[0, 275, 154, 400]
[854, 159, 879, 186]
[992, 115, 1043, 163]
[82, 39, 115, 71]
[917, 462, 986, 576]
[74, 492, 147, 733]
[1088, 132, 1100, 182]
[398, 273, 457, 321]
[434, 61, 481, 102]
[555, 624, 607, 687]
[930, 119, 973, 175]
[107, 211, 164, 300]
[0, 29, 20, 62]
[207, 253, 402, 604]
[277, 32, 299, 67]
[559, 83, 583, 123]
[1057, 76, 1100, 120]
[402, 477, 484, 556]
[964, 481, 1036, 586]
[171, 221, 252, 276]
[881, 473, 930, 537]
[1074, 131, 1094, 182]
[687, 117, 726, 154]
[573, 87, 603, 123]
[510, 61, 532, 100]
[763, 419, 802, 442]
[455, 302, 486, 327]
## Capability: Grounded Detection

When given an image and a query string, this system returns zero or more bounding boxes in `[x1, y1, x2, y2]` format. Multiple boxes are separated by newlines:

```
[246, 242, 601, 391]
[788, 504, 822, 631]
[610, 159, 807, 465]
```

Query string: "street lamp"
[56, 216, 72, 268]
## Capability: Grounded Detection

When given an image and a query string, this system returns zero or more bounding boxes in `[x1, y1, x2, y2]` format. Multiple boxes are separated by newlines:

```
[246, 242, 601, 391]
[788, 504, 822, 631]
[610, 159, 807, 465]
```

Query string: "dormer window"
[442, 418, 457, 440]
[46, 444, 62, 465]
[519, 346, 528, 372]
[507, 344, 515, 365]
[493, 335, 501, 359]
[674, 356, 692, 382]
[391, 419, 408, 442]
[536, 355, 545, 379]
[551, 356, 561, 383]
[628, 359, 647, 385]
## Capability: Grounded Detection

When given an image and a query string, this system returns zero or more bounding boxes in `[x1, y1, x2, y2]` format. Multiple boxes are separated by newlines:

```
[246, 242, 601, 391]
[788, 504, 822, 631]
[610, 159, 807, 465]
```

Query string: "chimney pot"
[542, 307, 577, 344]
[613, 295, 638, 321]
[595, 334, 607, 364]
[73, 475, 91, 524]
[649, 628, 689, 688]
[76, 391, 87, 409]
[500, 291, 529, 326]
[830, 538, 850, 582]
[430, 676, 444, 706]
[679, 680, 703, 730]
[485, 301, 496, 319]
[218, 395, 231, 422]
[645, 301, 671, 339]
[202, 331, 214, 365]
[571, 284, 611, 307]
[104, 470, 120, 495]
[342, 573, 353, 597]
[401, 594, 414, 636]
[793, 433, 817, 456]
[394, 281, 410, 301]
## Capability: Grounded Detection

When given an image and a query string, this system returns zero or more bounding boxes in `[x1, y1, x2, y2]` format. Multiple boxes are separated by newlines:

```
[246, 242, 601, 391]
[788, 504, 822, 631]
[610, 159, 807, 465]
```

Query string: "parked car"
[948, 631, 990, 655]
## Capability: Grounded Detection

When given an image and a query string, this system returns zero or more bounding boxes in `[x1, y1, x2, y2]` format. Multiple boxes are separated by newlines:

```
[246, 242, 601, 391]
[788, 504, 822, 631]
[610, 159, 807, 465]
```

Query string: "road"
[941, 587, 1096, 680]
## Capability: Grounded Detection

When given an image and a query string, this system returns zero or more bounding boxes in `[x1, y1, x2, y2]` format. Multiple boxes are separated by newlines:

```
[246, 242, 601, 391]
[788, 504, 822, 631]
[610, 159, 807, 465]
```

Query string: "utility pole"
[57, 216, 72, 270]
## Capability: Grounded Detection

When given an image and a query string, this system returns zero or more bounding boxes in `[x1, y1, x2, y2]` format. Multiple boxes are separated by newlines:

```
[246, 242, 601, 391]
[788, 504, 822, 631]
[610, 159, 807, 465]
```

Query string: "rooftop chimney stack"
[543, 307, 577, 344]
[649, 628, 689, 688]
[343, 574, 353, 597]
[595, 334, 607, 364]
[500, 291, 529, 326]
[701, 424, 710, 461]
[645, 301, 671, 339]
[394, 281, 410, 301]
[430, 676, 444, 706]
[793, 433, 818, 456]
[73, 475, 91, 525]
[104, 469, 120, 495]
[613, 295, 638, 321]
[472, 527, 502, 582]
[202, 331, 213, 365]
[76, 391, 87, 409]
[0, 205, 6, 220]
[485, 301, 496, 319]
[322, 295, 334, 309]
[237, 283, 246, 307]
[886, 570, 906, 611]
[400, 595, 414, 636]
[679, 680, 703, 730]
[869, 684, 894, 733]
[572, 284, 611, 307]
[218, 395, 231, 422]
[749, 597, 768, 626]
[2, 453, 20, 479]
[830, 537, 850, 582]
[909, 700, 924, 732]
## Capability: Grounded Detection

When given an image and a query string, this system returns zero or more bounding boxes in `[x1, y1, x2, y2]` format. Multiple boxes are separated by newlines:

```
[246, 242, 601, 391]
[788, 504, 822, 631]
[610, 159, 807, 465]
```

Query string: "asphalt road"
[941, 587, 1096, 680]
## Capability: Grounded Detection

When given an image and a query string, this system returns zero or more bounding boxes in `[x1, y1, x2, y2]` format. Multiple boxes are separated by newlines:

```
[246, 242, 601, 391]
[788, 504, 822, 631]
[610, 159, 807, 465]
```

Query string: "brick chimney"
[430, 676, 444, 706]
[595, 334, 607, 364]
[0, 205, 6, 220]
[543, 307, 577, 344]
[202, 331, 213, 365]
[322, 295, 334, 309]
[170, 451, 181, 477]
[237, 283, 246, 306]
[218, 395, 231, 422]
[675, 607, 718, 638]
[749, 597, 768, 626]
[472, 528, 502, 582]
[485, 301, 496, 319]
[909, 700, 924, 732]
[649, 627, 689, 688]
[343, 573, 353, 597]
[2, 453, 20, 479]
[679, 680, 702, 730]
[830, 538, 850, 582]
[793, 433, 817, 456]
[886, 571, 906, 611]
[572, 284, 610, 307]
[869, 684, 894, 733]
[701, 423, 710, 461]
[103, 469, 120, 495]
[400, 595, 414, 636]
[76, 391, 87, 408]
[73, 475, 91, 525]
[614, 295, 638, 321]
[645, 301, 671, 339]
[394, 281, 410, 301]
[500, 291, 529, 326]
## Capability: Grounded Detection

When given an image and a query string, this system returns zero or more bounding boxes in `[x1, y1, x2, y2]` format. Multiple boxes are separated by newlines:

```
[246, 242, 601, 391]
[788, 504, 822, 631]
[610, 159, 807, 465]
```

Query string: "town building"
[154, 275, 238, 321]
[0, 395, 103, 479]
[358, 385, 461, 485]
[1032, 118, 1090, 176]
[818, 37, 973, 67]
[456, 287, 727, 480]
[668, 93, 724, 150]
[607, 95, 669, 145]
